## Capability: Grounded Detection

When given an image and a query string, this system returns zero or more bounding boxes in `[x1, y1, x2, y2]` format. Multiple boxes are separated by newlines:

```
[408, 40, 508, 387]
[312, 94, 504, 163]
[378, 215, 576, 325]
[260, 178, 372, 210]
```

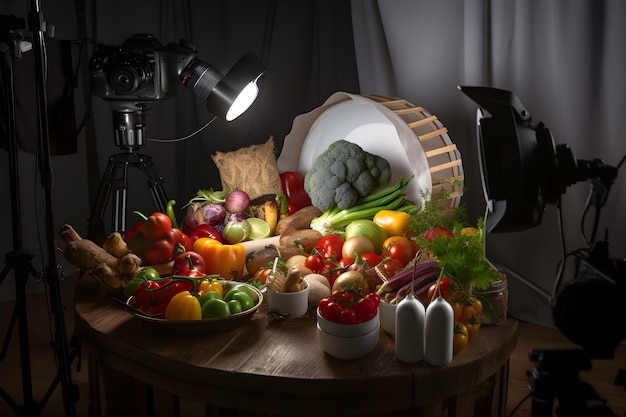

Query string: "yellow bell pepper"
[193, 238, 245, 281]
[164, 291, 201, 321]
[198, 277, 224, 298]
[373, 210, 411, 237]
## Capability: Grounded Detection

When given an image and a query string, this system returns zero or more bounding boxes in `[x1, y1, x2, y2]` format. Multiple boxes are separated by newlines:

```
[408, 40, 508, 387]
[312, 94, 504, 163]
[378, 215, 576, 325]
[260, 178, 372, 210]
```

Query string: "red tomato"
[354, 297, 377, 323]
[319, 298, 342, 321]
[365, 292, 381, 308]
[314, 235, 345, 259]
[338, 308, 357, 325]
[381, 258, 404, 277]
[424, 226, 455, 241]
[253, 268, 272, 284]
[385, 241, 414, 266]
[305, 254, 325, 273]
[361, 253, 382, 268]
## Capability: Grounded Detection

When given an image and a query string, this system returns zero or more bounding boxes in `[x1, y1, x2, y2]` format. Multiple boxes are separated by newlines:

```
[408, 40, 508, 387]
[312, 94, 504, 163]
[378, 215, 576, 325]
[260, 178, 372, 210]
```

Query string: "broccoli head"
[304, 139, 392, 211]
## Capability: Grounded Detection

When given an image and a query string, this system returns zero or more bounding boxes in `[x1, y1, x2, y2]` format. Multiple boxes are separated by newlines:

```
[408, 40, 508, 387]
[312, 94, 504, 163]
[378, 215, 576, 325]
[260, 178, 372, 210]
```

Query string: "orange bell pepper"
[193, 238, 245, 281]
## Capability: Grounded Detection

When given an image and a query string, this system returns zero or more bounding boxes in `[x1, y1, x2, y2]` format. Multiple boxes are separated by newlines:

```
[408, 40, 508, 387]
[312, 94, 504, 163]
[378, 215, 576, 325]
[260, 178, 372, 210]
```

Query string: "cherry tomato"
[424, 226, 455, 241]
[449, 300, 463, 322]
[438, 277, 460, 300]
[361, 253, 382, 268]
[465, 317, 481, 339]
[338, 308, 357, 325]
[314, 235, 345, 259]
[338, 257, 356, 269]
[354, 297, 377, 323]
[382, 235, 412, 248]
[381, 258, 404, 277]
[253, 268, 272, 285]
[319, 299, 342, 321]
[453, 322, 469, 353]
[460, 297, 483, 324]
[305, 254, 325, 273]
[385, 241, 414, 266]
[365, 292, 381, 308]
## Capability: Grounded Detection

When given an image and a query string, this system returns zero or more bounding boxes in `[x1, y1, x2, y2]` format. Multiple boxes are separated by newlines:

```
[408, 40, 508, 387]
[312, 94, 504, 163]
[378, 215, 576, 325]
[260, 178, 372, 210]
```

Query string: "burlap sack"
[211, 136, 283, 199]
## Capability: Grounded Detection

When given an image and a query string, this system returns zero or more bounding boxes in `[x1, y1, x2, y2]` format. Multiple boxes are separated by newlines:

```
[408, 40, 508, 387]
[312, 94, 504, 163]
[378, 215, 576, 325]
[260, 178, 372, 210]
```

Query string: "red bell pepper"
[280, 171, 312, 215]
[142, 228, 192, 265]
[186, 224, 223, 244]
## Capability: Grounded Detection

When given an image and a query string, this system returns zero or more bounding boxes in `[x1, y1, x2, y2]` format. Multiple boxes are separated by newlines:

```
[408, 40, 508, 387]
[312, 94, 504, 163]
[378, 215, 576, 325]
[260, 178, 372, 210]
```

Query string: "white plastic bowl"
[378, 300, 397, 336]
[317, 321, 380, 360]
[316, 307, 379, 337]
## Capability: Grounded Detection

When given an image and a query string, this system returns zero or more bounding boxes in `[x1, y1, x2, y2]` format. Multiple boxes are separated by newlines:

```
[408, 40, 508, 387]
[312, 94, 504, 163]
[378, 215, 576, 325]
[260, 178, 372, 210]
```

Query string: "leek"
[310, 176, 417, 235]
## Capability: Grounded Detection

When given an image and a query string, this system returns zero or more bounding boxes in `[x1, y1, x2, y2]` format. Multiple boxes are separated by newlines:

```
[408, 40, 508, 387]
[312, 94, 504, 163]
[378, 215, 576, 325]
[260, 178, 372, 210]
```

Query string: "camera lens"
[182, 59, 222, 101]
[111, 55, 154, 95]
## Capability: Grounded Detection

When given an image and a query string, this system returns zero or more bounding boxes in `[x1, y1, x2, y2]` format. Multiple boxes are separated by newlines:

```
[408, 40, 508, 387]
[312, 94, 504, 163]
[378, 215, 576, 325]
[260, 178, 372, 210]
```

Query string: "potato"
[279, 228, 323, 252]
[306, 277, 332, 308]
[275, 205, 322, 235]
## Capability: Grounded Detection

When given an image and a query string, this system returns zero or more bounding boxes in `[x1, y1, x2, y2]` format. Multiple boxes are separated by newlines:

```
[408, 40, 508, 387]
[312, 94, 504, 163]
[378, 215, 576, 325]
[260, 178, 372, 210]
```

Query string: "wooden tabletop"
[73, 274, 519, 416]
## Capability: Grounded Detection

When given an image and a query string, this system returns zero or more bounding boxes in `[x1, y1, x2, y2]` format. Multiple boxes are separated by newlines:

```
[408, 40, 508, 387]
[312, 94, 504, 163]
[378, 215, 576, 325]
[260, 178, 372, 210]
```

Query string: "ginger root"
[59, 224, 142, 295]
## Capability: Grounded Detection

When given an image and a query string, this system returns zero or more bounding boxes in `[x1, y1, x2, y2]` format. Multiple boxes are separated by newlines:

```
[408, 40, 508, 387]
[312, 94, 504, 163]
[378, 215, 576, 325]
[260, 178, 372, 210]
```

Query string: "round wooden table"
[73, 275, 519, 417]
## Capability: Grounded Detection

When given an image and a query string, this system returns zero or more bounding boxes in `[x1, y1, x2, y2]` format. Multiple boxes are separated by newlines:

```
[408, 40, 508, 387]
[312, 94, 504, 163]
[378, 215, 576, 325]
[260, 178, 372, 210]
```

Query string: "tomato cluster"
[425, 277, 484, 353]
[304, 234, 416, 288]
[318, 290, 381, 325]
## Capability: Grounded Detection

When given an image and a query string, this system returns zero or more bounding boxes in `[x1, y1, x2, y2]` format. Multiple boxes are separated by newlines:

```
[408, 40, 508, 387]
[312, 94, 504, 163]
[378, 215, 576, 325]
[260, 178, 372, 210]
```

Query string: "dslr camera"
[89, 33, 199, 101]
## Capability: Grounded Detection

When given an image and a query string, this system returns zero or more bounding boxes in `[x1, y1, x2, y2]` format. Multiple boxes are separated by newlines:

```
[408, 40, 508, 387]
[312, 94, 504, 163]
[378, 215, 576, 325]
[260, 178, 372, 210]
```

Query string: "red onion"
[225, 189, 250, 213]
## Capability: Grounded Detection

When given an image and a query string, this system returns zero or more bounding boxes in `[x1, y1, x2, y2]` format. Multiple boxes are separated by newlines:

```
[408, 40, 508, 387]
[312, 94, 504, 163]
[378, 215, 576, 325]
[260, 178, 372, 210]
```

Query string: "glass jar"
[480, 275, 508, 325]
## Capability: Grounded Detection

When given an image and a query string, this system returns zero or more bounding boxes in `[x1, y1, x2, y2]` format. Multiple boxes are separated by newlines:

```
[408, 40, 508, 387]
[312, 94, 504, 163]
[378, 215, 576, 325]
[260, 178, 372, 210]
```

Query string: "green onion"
[310, 176, 417, 235]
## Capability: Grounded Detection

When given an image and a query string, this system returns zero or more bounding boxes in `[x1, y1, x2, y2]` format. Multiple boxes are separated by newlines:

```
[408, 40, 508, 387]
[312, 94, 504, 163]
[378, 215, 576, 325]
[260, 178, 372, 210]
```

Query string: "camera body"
[89, 34, 197, 101]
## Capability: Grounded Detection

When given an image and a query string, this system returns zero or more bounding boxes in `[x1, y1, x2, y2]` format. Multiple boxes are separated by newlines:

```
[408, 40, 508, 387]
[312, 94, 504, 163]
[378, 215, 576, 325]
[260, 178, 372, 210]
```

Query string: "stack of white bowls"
[316, 308, 380, 360]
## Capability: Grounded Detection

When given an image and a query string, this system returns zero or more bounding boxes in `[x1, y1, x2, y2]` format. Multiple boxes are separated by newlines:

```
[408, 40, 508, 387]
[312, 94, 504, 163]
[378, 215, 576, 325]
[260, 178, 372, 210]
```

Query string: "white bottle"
[425, 295, 454, 366]
[394, 292, 425, 363]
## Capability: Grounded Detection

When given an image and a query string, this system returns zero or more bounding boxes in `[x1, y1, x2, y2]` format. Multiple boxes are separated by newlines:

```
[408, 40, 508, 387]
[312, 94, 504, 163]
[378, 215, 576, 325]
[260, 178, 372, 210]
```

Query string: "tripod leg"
[111, 160, 130, 234]
[138, 155, 168, 213]
[87, 158, 116, 241]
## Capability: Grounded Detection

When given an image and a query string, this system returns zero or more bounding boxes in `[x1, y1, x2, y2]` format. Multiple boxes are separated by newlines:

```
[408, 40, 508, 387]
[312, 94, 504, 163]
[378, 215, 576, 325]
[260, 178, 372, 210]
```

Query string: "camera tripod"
[87, 103, 169, 241]
[0, 6, 78, 417]
[528, 348, 618, 417]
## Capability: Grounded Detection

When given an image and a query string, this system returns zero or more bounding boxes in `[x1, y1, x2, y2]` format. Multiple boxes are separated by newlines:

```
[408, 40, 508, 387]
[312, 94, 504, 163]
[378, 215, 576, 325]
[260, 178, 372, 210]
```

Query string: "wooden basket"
[362, 94, 464, 211]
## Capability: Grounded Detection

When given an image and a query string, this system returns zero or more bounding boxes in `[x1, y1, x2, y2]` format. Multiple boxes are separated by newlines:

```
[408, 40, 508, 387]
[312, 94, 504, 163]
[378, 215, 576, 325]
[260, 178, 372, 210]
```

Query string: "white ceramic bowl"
[378, 300, 397, 336]
[268, 280, 309, 318]
[317, 321, 380, 360]
[316, 307, 379, 337]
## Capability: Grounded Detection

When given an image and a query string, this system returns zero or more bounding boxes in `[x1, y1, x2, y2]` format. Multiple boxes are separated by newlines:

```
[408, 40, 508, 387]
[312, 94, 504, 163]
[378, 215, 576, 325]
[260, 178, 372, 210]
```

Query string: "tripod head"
[110, 102, 151, 151]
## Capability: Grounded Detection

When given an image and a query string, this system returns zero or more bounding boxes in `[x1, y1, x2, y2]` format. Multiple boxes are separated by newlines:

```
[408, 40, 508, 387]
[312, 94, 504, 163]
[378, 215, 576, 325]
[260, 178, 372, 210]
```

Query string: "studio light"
[458, 85, 624, 354]
[460, 84, 625, 416]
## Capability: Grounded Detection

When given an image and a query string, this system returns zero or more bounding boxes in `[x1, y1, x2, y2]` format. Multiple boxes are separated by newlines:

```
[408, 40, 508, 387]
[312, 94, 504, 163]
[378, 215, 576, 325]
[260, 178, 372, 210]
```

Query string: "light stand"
[527, 349, 617, 417]
[87, 102, 169, 241]
[0, 3, 78, 416]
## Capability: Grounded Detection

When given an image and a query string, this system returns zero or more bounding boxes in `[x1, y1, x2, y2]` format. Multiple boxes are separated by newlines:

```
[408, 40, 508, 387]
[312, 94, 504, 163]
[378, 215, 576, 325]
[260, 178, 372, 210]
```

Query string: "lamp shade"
[204, 53, 265, 121]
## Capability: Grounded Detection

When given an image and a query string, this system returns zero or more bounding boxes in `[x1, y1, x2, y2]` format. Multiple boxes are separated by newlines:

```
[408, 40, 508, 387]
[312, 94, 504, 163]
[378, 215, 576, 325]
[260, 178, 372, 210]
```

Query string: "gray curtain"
[352, 0, 626, 326]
